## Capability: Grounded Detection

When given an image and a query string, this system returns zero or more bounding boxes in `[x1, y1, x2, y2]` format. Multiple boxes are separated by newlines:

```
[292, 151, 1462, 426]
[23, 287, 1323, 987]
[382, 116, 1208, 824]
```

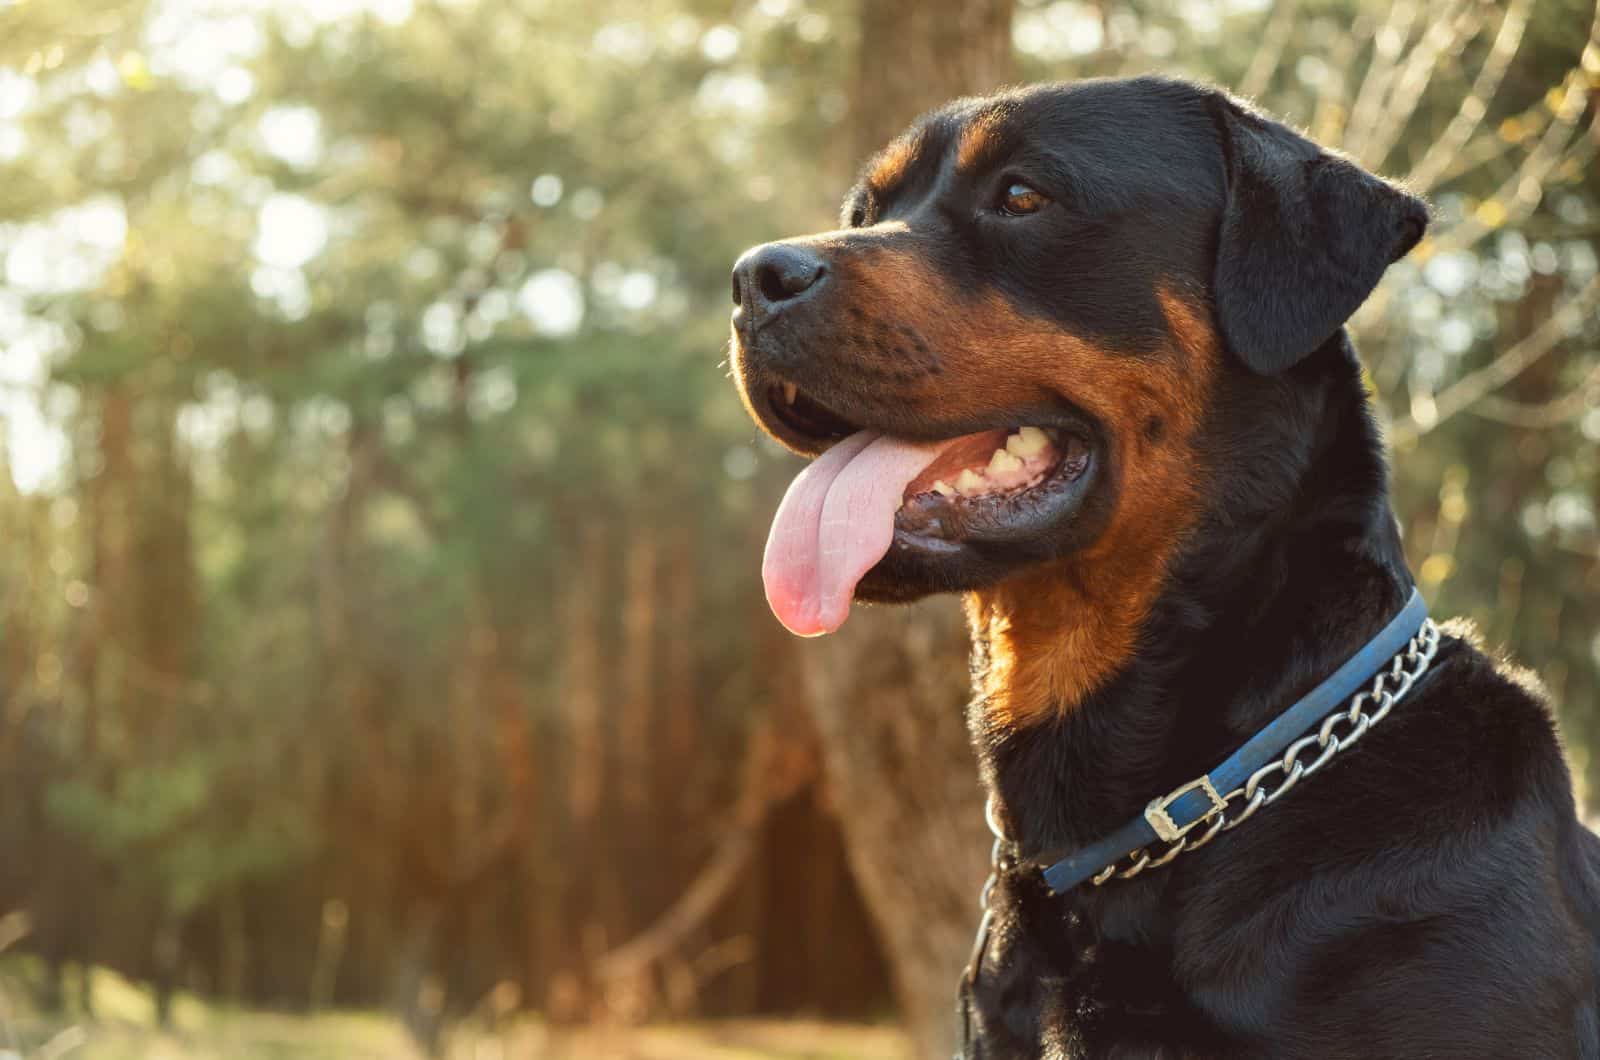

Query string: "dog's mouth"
[757, 380, 1096, 636]
[766, 381, 859, 447]
[894, 423, 1090, 531]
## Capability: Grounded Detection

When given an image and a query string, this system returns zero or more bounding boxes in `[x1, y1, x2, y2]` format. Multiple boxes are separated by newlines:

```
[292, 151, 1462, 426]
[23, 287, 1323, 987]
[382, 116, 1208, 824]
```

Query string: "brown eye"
[999, 182, 1048, 216]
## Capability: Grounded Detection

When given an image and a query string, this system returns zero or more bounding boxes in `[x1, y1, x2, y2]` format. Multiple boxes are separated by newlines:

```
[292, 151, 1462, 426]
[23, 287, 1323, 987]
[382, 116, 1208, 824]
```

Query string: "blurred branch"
[1359, 0, 1482, 173]
[1467, 356, 1600, 427]
[1432, 0, 1600, 253]
[591, 816, 762, 990]
[1237, 0, 1301, 102]
[1408, 0, 1533, 193]
[437, 801, 526, 890]
[1343, 0, 1420, 160]
[1311, 16, 1370, 145]
[1391, 273, 1600, 445]
[1430, 115, 1524, 187]
[593, 718, 817, 988]
[0, 911, 29, 954]
[1514, 220, 1600, 240]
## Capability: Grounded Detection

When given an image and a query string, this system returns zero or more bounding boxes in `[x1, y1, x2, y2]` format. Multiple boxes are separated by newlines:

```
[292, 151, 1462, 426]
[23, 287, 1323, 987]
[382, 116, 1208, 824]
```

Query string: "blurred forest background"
[0, 0, 1596, 1056]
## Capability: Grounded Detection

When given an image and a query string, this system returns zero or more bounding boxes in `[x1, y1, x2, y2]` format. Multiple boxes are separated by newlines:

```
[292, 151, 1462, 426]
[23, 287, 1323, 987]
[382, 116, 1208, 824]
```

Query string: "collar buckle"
[1144, 775, 1225, 843]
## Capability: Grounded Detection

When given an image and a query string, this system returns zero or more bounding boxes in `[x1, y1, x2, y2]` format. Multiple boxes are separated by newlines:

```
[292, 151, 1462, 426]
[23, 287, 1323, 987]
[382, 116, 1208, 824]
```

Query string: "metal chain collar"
[1089, 617, 1440, 885]
[975, 616, 1441, 902]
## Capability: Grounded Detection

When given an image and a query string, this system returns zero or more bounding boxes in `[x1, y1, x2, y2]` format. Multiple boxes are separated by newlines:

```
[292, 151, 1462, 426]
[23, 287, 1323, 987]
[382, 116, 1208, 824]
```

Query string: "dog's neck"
[966, 331, 1414, 860]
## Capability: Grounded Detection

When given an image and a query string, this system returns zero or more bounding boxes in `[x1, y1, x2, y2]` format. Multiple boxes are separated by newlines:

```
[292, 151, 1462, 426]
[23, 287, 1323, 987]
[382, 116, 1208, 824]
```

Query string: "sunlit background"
[1, 0, 1597, 1056]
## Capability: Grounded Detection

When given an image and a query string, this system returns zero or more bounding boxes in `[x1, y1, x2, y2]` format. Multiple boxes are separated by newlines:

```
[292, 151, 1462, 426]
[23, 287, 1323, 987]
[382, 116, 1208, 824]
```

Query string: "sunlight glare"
[254, 195, 328, 269]
[1014, 2, 1105, 59]
[3, 199, 127, 295]
[216, 66, 256, 104]
[0, 312, 68, 495]
[518, 269, 584, 337]
[0, 70, 37, 118]
[258, 106, 323, 169]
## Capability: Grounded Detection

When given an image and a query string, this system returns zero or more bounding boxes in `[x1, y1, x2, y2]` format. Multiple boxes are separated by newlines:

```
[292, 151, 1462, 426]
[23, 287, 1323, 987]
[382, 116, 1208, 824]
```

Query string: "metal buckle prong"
[1144, 775, 1225, 843]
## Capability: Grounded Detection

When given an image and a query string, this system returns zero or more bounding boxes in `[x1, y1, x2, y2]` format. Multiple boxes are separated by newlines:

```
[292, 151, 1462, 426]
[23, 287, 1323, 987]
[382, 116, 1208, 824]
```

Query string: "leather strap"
[1035, 588, 1429, 894]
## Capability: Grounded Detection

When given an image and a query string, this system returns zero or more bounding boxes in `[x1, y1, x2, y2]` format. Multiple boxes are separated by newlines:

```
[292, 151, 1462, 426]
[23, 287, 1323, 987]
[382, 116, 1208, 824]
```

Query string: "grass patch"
[0, 961, 908, 1060]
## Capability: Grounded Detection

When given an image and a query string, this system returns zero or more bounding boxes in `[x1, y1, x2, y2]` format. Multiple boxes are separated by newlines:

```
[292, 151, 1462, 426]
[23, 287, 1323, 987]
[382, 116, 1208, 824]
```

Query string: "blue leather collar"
[1033, 588, 1430, 894]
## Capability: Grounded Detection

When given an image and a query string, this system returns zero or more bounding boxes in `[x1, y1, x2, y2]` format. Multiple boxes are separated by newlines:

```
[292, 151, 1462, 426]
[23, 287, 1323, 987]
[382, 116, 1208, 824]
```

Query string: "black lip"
[856, 434, 1108, 600]
[766, 384, 859, 448]
[749, 367, 1099, 458]
[738, 365, 841, 456]
[892, 435, 1096, 547]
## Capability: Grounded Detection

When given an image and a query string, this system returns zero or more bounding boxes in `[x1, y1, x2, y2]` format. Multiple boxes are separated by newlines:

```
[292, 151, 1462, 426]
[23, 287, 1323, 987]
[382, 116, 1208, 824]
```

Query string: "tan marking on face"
[955, 109, 1007, 173]
[968, 293, 1217, 727]
[832, 251, 1218, 725]
[867, 133, 921, 196]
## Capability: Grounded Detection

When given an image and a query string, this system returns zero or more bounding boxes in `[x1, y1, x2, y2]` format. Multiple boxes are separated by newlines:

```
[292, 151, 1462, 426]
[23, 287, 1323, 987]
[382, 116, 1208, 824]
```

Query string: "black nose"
[731, 242, 827, 328]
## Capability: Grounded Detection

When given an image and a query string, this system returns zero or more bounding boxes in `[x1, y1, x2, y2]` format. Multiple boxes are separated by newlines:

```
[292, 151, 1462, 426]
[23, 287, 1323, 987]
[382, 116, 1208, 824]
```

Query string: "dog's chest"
[961, 880, 1231, 1059]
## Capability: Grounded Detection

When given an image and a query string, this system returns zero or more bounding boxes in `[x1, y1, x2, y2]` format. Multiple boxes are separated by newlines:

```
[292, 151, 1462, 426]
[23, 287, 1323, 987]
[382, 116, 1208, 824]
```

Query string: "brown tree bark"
[618, 532, 657, 813]
[852, 0, 1015, 164]
[791, 4, 1016, 1055]
[800, 603, 989, 1058]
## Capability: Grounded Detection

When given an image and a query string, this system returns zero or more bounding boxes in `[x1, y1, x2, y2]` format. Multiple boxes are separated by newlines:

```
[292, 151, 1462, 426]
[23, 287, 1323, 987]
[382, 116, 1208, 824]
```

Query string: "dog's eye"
[998, 182, 1048, 217]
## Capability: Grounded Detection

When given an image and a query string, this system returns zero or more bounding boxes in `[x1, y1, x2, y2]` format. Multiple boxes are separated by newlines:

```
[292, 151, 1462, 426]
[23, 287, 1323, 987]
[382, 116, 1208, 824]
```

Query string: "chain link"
[1088, 618, 1440, 886]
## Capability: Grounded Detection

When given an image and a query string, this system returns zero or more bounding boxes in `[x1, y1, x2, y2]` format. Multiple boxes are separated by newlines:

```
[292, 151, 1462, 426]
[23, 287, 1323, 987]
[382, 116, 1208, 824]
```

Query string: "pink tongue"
[762, 430, 947, 636]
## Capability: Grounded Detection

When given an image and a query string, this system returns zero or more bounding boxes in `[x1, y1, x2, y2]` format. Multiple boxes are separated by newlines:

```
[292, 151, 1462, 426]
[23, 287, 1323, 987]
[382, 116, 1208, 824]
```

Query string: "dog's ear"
[1212, 98, 1429, 374]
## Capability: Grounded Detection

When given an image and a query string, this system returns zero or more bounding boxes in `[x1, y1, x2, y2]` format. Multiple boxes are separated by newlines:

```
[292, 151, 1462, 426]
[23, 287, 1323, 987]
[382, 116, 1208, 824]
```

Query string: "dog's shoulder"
[1167, 621, 1600, 1055]
[1293, 616, 1580, 862]
[1408, 617, 1570, 788]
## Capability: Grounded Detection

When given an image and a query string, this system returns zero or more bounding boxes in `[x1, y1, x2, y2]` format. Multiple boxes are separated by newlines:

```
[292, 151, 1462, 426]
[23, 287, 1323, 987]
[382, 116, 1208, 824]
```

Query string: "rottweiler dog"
[727, 76, 1600, 1058]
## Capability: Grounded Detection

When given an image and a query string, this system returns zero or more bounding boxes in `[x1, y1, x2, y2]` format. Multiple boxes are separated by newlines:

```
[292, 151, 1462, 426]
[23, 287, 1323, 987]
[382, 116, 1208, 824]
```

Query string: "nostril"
[756, 263, 790, 304]
[757, 259, 825, 304]
[733, 243, 827, 320]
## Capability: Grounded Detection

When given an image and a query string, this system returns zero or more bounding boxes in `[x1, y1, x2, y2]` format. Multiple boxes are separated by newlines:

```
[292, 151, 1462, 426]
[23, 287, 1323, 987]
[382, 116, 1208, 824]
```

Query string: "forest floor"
[1, 1016, 910, 1060]
[0, 961, 909, 1060]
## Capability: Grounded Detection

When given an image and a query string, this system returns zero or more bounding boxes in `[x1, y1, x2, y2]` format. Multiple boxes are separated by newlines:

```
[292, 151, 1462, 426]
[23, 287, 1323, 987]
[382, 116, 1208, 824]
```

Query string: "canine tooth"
[781, 382, 798, 405]
[1006, 426, 1049, 458]
[931, 479, 955, 498]
[987, 448, 1023, 475]
[954, 469, 984, 494]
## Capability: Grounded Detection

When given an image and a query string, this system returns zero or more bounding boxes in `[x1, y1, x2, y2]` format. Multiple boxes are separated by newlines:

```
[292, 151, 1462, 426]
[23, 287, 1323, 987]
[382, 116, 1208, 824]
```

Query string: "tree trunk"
[618, 530, 657, 814]
[799, 603, 990, 1058]
[795, 5, 1016, 1055]
[852, 0, 1015, 164]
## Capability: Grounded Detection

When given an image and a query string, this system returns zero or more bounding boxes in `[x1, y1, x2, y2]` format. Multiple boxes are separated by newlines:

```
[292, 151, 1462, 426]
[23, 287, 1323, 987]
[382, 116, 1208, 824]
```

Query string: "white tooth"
[782, 382, 798, 405]
[931, 479, 956, 497]
[955, 469, 985, 494]
[988, 448, 1023, 475]
[1006, 426, 1049, 458]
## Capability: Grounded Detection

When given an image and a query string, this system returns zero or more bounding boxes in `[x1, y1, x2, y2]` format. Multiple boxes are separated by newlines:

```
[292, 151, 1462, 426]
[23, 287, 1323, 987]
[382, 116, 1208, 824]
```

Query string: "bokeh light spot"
[254, 195, 328, 269]
[519, 269, 584, 336]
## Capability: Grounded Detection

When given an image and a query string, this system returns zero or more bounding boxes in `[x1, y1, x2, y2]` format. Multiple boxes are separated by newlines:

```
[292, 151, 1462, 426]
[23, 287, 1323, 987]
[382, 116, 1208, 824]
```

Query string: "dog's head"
[730, 77, 1427, 639]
